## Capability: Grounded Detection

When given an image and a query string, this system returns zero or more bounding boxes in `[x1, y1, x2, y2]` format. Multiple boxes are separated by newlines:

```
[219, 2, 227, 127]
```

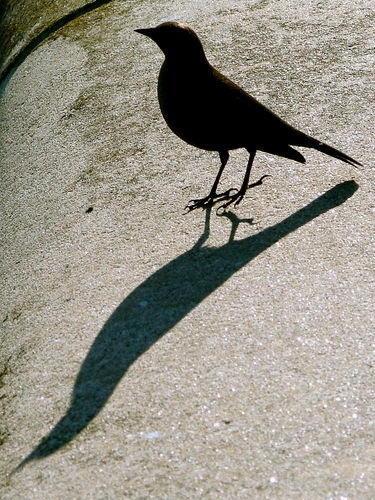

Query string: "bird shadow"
[14, 180, 358, 471]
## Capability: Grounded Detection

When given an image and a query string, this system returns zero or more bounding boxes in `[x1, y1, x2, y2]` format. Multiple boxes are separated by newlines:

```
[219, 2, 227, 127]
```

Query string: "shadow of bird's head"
[135, 21, 207, 62]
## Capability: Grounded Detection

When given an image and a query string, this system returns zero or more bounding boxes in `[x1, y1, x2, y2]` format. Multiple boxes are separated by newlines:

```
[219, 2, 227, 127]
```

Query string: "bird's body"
[135, 22, 361, 210]
[159, 58, 305, 158]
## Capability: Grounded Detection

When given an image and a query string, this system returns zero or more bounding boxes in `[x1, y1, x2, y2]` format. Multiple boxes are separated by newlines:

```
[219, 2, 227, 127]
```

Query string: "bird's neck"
[163, 53, 210, 73]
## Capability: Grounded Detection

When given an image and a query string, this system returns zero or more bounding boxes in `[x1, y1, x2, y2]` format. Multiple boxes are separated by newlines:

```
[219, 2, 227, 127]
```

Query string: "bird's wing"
[208, 67, 303, 148]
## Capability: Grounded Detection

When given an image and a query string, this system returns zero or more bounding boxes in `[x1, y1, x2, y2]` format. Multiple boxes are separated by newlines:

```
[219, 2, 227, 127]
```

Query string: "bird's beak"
[134, 28, 155, 39]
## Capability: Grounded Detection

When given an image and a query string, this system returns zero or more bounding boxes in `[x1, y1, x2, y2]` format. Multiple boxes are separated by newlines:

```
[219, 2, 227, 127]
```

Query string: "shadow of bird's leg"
[218, 149, 256, 211]
[192, 206, 213, 249]
[186, 150, 236, 211]
[217, 210, 255, 242]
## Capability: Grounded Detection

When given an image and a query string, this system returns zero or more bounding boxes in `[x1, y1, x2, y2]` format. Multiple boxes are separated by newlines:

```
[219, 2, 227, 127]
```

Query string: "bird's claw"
[216, 175, 271, 213]
[186, 175, 270, 213]
[185, 188, 238, 212]
[185, 197, 212, 212]
[216, 192, 245, 214]
[248, 174, 271, 189]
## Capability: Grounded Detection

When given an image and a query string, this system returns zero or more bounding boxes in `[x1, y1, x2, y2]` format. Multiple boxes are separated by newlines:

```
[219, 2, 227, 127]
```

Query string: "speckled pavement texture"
[0, 1, 374, 497]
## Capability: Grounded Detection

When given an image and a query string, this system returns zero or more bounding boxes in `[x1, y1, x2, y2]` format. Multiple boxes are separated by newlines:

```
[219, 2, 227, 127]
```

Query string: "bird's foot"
[217, 175, 271, 213]
[185, 188, 237, 212]
[216, 190, 246, 213]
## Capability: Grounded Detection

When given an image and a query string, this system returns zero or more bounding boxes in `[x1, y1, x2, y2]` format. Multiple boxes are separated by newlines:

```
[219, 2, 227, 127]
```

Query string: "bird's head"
[135, 22, 207, 62]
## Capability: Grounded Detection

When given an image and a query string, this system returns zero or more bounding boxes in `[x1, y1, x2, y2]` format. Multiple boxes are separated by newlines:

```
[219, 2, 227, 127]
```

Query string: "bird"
[135, 21, 362, 211]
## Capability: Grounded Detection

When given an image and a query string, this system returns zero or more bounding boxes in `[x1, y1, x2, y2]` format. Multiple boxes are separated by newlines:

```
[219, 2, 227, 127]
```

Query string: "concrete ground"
[1, 0, 374, 497]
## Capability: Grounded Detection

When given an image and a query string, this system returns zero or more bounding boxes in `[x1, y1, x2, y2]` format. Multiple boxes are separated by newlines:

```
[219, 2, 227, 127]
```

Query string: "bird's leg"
[186, 151, 235, 211]
[218, 149, 257, 211]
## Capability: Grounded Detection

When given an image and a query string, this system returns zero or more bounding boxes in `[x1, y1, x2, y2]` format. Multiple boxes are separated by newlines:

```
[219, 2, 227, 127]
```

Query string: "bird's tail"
[300, 135, 362, 168]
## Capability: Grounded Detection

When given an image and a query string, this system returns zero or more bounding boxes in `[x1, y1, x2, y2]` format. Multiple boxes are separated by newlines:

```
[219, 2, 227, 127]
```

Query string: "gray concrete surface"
[1, 0, 374, 497]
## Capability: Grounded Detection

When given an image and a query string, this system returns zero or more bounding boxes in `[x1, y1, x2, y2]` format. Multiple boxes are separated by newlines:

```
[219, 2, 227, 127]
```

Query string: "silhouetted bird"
[135, 22, 361, 211]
